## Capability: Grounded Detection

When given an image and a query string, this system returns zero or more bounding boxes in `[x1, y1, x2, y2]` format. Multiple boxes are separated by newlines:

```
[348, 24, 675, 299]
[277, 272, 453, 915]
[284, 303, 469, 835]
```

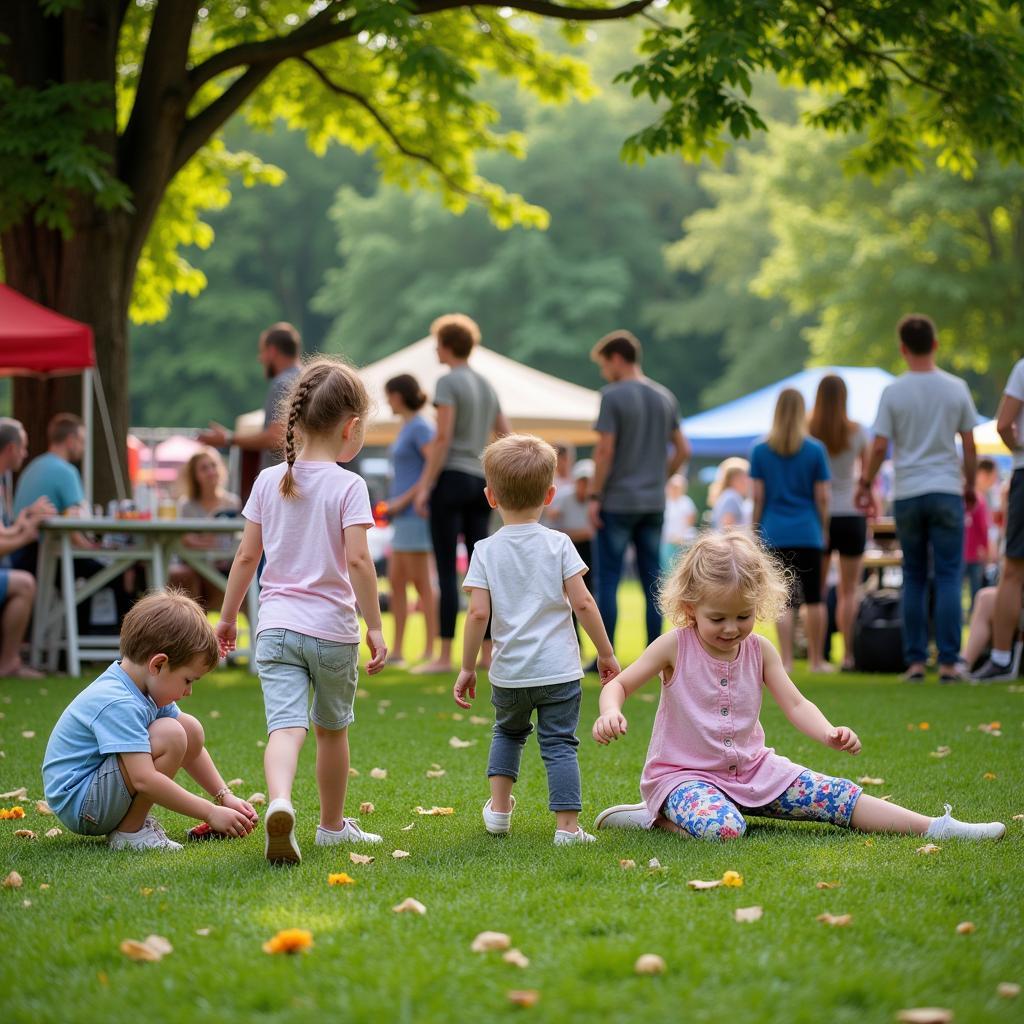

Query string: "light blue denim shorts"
[78, 753, 133, 836]
[256, 628, 359, 733]
[391, 514, 432, 552]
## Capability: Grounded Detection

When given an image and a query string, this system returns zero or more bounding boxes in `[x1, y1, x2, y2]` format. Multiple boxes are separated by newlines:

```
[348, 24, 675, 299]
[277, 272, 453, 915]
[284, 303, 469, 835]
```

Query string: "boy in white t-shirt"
[454, 435, 619, 845]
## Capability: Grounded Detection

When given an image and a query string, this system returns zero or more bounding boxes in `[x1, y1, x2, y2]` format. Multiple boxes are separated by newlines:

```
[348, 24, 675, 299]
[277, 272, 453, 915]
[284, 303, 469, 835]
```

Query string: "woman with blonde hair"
[750, 389, 832, 672]
[169, 446, 240, 609]
[709, 457, 751, 531]
[809, 375, 868, 670]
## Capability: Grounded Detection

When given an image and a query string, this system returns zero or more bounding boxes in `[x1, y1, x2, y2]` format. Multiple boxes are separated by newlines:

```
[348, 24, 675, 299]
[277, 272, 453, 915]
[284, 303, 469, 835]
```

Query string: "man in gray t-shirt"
[588, 331, 690, 650]
[856, 314, 977, 680]
[199, 322, 302, 471]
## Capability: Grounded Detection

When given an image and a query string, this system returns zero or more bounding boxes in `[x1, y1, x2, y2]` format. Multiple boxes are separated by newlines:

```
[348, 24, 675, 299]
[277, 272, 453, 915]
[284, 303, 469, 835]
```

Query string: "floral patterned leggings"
[661, 770, 863, 842]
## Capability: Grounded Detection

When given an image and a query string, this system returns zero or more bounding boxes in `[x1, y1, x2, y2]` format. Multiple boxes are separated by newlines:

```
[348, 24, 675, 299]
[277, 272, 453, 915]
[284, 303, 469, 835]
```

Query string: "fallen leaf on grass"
[3, 871, 22, 888]
[414, 806, 454, 816]
[400, 823, 415, 831]
[20, 731, 35, 739]
[227, 778, 243, 788]
[370, 768, 388, 780]
[44, 828, 62, 838]
[857, 776, 885, 786]
[955, 922, 975, 934]
[648, 858, 663, 871]
[469, 716, 489, 726]
[619, 859, 636, 870]
[448, 737, 475, 749]
[349, 852, 374, 865]
[38, 883, 49, 890]
[328, 872, 355, 886]
[507, 990, 539, 1007]
[687, 879, 722, 890]
[356, 688, 370, 699]
[195, 928, 211, 936]
[721, 870, 743, 887]
[14, 829, 36, 840]
[120, 935, 173, 962]
[425, 769, 446, 779]
[21, 898, 31, 907]
[978, 721, 1001, 734]
[140, 887, 154, 896]
[0, 787, 27, 800]
[471, 931, 511, 952]
[997, 983, 1021, 998]
[0, 806, 25, 819]
[262, 929, 313, 954]
[378, 700, 392, 709]
[392, 897, 425, 914]
[895, 1010, 953, 1024]
[451, 712, 463, 721]
[35, 800, 53, 816]
[734, 906, 763, 923]
[248, 793, 266, 806]
[1013, 814, 1024, 822]
[983, 772, 998, 780]
[816, 913, 852, 927]
[634, 954, 666, 975]
[349, 767, 360, 777]
[929, 747, 952, 759]
[916, 844, 941, 855]
[392, 850, 411, 859]
[359, 802, 375, 814]
[504, 949, 530, 968]
[816, 881, 841, 890]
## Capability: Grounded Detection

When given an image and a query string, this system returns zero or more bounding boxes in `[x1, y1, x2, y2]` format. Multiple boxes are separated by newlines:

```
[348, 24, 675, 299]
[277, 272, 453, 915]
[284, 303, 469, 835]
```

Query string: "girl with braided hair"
[217, 356, 387, 865]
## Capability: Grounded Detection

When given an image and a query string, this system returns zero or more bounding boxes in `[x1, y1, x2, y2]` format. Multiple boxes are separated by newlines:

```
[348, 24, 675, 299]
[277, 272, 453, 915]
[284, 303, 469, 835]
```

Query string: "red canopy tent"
[0, 284, 124, 501]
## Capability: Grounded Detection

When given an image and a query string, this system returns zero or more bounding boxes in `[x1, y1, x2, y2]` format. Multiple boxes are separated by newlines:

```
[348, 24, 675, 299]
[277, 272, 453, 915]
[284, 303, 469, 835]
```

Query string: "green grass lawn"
[1, 598, 1022, 1024]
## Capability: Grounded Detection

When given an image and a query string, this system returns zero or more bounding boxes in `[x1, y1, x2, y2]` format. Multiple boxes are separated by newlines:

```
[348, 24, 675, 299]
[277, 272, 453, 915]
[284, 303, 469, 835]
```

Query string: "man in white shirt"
[855, 314, 977, 682]
[972, 358, 1024, 681]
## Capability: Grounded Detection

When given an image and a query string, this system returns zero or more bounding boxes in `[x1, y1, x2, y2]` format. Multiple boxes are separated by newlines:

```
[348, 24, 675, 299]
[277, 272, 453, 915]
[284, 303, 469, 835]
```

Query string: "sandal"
[901, 668, 926, 683]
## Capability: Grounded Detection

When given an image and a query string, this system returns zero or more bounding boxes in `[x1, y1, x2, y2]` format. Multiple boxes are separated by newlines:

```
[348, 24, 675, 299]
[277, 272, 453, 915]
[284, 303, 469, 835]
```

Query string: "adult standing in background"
[414, 314, 509, 673]
[809, 375, 868, 671]
[383, 374, 438, 668]
[751, 389, 832, 674]
[855, 314, 978, 683]
[972, 355, 1024, 682]
[199, 322, 302, 470]
[588, 330, 690, 649]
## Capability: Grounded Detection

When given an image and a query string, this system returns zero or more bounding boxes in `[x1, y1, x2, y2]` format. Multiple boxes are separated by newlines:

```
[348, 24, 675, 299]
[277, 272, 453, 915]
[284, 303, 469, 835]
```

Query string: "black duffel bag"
[852, 589, 905, 672]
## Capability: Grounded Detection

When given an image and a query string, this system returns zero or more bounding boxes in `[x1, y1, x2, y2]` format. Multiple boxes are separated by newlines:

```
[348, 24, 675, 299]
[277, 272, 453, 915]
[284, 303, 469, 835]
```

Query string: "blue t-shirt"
[42, 661, 180, 829]
[14, 452, 85, 515]
[389, 415, 435, 518]
[750, 438, 831, 549]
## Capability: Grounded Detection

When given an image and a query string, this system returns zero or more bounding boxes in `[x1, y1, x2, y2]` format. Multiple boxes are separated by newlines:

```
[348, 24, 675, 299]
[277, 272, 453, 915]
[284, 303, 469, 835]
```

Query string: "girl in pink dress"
[592, 531, 1005, 842]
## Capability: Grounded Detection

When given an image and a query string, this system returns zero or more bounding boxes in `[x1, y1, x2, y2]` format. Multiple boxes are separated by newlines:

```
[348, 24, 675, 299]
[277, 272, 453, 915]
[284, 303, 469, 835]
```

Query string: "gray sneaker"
[970, 658, 1016, 683]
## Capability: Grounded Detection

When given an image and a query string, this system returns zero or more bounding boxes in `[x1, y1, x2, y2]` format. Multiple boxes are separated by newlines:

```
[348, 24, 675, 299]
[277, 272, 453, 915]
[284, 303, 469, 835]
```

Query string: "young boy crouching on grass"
[42, 590, 257, 850]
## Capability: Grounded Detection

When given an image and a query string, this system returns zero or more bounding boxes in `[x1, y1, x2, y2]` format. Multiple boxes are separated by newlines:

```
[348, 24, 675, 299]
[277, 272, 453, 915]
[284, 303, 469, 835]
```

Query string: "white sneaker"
[554, 827, 596, 846]
[315, 818, 383, 845]
[482, 796, 516, 835]
[108, 820, 183, 851]
[594, 802, 650, 831]
[265, 798, 301, 864]
[925, 803, 1006, 841]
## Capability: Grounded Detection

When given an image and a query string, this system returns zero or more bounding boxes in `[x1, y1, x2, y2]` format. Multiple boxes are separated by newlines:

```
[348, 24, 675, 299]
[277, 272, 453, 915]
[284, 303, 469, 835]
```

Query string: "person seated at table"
[962, 584, 1024, 675]
[0, 417, 54, 678]
[169, 448, 240, 611]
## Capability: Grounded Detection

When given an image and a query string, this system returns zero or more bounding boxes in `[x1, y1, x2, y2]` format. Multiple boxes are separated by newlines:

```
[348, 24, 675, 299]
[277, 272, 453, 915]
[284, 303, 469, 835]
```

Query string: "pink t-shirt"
[242, 462, 374, 644]
[640, 627, 803, 823]
[963, 499, 990, 565]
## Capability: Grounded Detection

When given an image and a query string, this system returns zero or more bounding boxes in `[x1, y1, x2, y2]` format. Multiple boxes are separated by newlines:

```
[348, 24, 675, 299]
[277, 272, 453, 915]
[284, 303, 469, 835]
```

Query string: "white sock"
[990, 649, 1012, 667]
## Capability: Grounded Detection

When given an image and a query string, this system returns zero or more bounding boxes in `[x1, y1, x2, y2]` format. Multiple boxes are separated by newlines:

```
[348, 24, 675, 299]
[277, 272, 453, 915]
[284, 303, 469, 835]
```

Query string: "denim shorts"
[78, 753, 133, 836]
[391, 514, 432, 552]
[256, 628, 359, 733]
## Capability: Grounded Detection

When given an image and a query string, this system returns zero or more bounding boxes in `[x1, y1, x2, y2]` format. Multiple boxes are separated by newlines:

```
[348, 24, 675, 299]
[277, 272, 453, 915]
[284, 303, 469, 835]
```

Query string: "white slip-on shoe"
[265, 798, 301, 865]
[315, 818, 383, 845]
[554, 827, 597, 846]
[108, 821, 183, 851]
[924, 803, 1006, 841]
[482, 796, 516, 835]
[594, 802, 650, 831]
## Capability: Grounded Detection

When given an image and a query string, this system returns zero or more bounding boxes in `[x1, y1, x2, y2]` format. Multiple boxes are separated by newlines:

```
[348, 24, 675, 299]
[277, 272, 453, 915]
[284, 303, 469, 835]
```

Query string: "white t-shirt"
[243, 462, 374, 644]
[663, 495, 697, 545]
[1004, 358, 1024, 470]
[463, 523, 586, 688]
[872, 370, 977, 500]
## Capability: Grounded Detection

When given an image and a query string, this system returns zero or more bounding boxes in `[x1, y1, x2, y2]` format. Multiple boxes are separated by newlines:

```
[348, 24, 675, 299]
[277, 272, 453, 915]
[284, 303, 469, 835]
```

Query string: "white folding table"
[30, 517, 259, 676]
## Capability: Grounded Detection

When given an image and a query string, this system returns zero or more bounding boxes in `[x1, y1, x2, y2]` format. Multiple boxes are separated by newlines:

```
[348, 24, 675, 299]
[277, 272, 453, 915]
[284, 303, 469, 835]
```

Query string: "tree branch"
[475, 0, 654, 21]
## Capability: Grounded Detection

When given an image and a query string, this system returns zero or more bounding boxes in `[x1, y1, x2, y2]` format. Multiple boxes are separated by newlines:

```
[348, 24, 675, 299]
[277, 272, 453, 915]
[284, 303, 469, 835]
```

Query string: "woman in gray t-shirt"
[809, 375, 869, 670]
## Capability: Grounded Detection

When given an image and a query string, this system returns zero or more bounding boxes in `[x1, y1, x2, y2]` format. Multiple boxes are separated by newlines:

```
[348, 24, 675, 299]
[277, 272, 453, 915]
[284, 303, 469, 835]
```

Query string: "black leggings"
[429, 469, 492, 639]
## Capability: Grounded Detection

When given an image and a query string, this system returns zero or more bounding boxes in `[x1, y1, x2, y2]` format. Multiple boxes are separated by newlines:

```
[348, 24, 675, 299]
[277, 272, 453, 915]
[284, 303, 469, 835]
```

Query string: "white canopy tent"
[236, 338, 602, 447]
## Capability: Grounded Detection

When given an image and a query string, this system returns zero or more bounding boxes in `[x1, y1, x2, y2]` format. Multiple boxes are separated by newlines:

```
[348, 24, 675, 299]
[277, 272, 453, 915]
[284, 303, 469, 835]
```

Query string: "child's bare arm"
[564, 572, 618, 682]
[760, 636, 861, 753]
[593, 631, 677, 744]
[454, 587, 490, 708]
[215, 520, 262, 655]
[345, 524, 387, 674]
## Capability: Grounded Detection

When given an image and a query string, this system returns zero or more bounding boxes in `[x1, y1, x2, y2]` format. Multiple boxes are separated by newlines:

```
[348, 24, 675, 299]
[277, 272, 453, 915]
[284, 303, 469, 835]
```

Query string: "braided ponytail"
[277, 356, 372, 500]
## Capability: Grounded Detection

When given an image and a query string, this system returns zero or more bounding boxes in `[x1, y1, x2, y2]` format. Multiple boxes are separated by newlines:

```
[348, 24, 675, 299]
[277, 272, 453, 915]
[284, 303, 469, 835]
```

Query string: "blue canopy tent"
[683, 366, 897, 459]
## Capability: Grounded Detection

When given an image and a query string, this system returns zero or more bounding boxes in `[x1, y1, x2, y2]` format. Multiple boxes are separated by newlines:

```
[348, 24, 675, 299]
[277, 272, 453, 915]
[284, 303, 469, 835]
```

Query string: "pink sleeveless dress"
[639, 627, 804, 825]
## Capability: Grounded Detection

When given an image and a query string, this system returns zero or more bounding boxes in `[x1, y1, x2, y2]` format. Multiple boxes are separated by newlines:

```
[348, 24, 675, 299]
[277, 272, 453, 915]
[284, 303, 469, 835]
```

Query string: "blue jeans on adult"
[894, 492, 964, 668]
[596, 510, 663, 647]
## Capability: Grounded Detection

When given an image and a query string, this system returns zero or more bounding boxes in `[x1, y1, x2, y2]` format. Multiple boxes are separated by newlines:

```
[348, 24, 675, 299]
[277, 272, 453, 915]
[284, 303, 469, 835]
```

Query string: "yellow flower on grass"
[918, 722, 930, 730]
[721, 871, 743, 887]
[328, 872, 356, 886]
[262, 929, 314, 955]
[0, 806, 26, 820]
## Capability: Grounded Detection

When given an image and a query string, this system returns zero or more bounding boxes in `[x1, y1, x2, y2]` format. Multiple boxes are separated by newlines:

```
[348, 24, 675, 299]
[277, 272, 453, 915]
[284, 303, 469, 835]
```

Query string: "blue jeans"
[894, 493, 964, 667]
[596, 510, 663, 646]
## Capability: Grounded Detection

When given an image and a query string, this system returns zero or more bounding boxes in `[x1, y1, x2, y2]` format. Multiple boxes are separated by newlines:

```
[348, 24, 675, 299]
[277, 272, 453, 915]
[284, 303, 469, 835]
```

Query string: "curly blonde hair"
[659, 530, 790, 627]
